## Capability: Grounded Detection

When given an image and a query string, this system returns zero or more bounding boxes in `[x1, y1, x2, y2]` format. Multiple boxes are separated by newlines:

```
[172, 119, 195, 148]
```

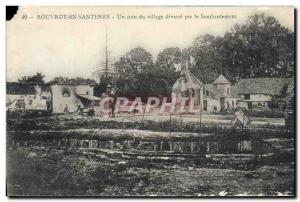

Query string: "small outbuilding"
[235, 78, 294, 111]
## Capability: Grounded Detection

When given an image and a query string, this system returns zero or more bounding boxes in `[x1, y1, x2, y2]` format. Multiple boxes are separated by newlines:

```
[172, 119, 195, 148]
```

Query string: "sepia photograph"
[6, 6, 295, 197]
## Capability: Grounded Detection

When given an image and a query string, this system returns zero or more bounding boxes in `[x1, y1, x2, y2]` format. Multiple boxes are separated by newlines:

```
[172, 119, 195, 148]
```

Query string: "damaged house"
[6, 82, 51, 111]
[172, 66, 204, 110]
[50, 85, 101, 113]
[6, 82, 101, 114]
[235, 78, 294, 111]
[172, 70, 241, 113]
[203, 74, 241, 113]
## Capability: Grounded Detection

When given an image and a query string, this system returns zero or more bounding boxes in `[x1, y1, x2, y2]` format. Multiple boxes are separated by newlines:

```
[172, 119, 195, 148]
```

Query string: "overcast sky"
[6, 6, 294, 82]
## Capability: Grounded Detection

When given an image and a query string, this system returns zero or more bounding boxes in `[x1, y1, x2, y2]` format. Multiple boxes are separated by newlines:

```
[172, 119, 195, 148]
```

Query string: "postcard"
[6, 6, 295, 197]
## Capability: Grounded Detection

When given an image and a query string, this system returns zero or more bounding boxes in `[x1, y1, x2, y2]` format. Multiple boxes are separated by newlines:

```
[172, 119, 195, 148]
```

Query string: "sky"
[6, 6, 294, 82]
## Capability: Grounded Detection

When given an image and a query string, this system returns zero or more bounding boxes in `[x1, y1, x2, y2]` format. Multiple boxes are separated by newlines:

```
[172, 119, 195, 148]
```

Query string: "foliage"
[93, 74, 114, 97]
[189, 34, 222, 83]
[154, 47, 182, 95]
[18, 73, 45, 84]
[49, 77, 96, 85]
[115, 47, 180, 99]
[189, 14, 294, 84]
[114, 47, 155, 99]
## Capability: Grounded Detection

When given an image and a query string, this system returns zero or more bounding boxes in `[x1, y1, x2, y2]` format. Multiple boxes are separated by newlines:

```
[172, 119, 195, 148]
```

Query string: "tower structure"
[91, 30, 116, 85]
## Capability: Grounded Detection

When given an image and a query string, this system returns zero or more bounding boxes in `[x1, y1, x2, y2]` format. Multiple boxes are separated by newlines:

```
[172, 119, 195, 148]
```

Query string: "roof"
[172, 68, 204, 93]
[204, 83, 240, 99]
[181, 68, 204, 89]
[77, 94, 101, 101]
[230, 86, 240, 98]
[6, 82, 48, 95]
[213, 74, 231, 84]
[236, 78, 294, 96]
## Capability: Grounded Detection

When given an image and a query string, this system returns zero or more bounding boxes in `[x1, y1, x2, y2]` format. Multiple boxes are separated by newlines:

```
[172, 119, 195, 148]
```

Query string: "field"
[6, 113, 295, 197]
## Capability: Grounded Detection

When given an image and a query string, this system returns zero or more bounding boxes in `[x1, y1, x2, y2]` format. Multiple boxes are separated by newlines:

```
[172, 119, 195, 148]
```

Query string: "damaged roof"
[181, 68, 204, 89]
[236, 78, 294, 96]
[230, 85, 240, 98]
[173, 68, 204, 92]
[6, 82, 49, 95]
[7, 82, 36, 95]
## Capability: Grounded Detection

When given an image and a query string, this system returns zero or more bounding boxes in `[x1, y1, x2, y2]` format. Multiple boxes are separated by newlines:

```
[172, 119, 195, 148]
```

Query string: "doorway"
[203, 100, 207, 111]
[247, 102, 253, 110]
[220, 98, 225, 111]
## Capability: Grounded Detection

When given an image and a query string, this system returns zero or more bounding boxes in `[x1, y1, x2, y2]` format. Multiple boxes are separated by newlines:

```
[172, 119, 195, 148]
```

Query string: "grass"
[7, 114, 293, 140]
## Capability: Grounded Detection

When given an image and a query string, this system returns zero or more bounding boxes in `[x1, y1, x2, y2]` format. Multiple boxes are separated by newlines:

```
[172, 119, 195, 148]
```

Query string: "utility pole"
[104, 30, 117, 90]
[91, 29, 117, 94]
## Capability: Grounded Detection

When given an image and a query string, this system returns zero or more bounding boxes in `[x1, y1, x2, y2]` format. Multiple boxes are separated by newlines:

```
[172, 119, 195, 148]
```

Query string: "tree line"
[112, 13, 294, 98]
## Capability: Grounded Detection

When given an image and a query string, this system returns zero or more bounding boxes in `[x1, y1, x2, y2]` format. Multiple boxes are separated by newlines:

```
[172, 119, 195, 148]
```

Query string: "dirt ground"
[90, 113, 286, 127]
[6, 147, 294, 197]
[6, 114, 294, 197]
